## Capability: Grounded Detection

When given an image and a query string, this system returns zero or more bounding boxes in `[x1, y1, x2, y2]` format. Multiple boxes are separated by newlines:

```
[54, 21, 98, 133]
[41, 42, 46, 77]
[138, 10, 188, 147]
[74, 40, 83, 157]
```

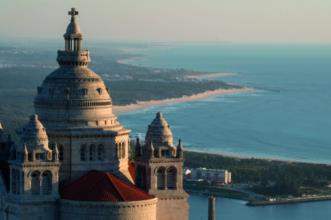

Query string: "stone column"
[208, 195, 216, 220]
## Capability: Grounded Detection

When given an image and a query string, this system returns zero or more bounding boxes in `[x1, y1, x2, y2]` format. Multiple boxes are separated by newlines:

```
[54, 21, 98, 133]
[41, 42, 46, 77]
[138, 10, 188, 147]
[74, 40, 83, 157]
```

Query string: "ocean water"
[117, 43, 331, 219]
[189, 195, 331, 220]
[118, 44, 331, 164]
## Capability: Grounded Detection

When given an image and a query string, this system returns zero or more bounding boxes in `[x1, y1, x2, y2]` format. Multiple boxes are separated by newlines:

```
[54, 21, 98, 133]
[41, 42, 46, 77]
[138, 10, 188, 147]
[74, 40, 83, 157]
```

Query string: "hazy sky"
[0, 0, 331, 43]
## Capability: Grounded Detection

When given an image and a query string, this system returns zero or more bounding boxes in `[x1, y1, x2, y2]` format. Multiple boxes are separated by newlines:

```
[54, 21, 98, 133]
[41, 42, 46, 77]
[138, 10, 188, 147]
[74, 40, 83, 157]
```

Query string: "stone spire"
[23, 145, 29, 161]
[0, 122, 3, 141]
[147, 141, 155, 159]
[177, 139, 184, 158]
[53, 145, 59, 162]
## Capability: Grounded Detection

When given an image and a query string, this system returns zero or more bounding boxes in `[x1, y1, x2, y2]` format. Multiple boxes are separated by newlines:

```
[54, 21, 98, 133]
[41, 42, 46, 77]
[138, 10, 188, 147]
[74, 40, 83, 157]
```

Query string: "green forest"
[184, 151, 331, 196]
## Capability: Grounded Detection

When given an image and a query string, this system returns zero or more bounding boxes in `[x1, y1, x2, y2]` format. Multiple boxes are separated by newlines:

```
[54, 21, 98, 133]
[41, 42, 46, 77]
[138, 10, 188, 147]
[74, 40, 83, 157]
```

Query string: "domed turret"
[19, 114, 50, 152]
[145, 112, 174, 148]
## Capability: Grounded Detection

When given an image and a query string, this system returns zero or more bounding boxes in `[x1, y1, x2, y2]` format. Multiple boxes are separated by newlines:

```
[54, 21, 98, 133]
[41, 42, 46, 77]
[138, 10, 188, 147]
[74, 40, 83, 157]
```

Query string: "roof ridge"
[61, 170, 153, 202]
[105, 173, 127, 201]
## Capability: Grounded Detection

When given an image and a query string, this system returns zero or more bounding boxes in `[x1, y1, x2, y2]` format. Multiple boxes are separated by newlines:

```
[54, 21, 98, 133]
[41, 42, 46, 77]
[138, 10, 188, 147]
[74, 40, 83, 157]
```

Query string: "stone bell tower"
[4, 115, 59, 220]
[135, 112, 189, 220]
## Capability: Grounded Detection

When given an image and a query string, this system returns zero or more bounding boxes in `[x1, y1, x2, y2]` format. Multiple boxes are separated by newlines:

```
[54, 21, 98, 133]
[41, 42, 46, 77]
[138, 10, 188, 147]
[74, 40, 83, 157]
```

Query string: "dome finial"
[68, 7, 79, 22]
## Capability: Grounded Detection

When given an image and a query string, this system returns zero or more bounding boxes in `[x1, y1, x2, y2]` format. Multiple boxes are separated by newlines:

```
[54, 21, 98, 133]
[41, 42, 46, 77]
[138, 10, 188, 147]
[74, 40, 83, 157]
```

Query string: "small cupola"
[64, 8, 82, 52]
[17, 115, 52, 162]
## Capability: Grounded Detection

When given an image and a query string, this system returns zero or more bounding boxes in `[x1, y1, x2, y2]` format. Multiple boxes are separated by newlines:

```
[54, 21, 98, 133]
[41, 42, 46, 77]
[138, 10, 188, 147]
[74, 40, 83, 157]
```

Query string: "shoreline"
[184, 151, 331, 206]
[113, 87, 254, 114]
[184, 72, 238, 80]
[184, 149, 331, 165]
[247, 195, 331, 206]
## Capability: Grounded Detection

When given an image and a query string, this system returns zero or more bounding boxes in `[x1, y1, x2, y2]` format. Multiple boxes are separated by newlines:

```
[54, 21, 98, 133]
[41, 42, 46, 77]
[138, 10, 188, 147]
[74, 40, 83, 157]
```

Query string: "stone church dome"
[34, 8, 121, 131]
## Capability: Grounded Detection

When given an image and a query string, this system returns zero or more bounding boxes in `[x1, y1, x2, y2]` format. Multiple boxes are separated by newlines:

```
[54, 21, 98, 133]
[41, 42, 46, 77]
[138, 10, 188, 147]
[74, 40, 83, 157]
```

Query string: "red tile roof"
[61, 170, 153, 202]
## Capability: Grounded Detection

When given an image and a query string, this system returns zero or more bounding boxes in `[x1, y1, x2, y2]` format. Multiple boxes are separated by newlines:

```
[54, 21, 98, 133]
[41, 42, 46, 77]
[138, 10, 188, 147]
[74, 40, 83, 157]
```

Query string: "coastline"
[184, 151, 331, 206]
[113, 87, 254, 114]
[184, 72, 238, 80]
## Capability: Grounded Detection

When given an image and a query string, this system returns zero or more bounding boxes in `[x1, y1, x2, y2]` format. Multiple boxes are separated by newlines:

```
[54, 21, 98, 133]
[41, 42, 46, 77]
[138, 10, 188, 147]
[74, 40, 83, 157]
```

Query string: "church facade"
[0, 8, 188, 220]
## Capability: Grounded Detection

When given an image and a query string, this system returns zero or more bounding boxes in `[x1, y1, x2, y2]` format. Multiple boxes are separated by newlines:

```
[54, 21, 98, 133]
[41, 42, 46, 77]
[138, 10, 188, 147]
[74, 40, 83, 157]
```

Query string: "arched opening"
[11, 169, 19, 194]
[80, 144, 87, 161]
[167, 167, 177, 189]
[136, 165, 146, 189]
[42, 171, 52, 195]
[58, 144, 64, 161]
[97, 144, 105, 161]
[80, 88, 88, 96]
[117, 143, 121, 159]
[96, 88, 103, 95]
[157, 167, 166, 190]
[121, 142, 126, 159]
[31, 171, 41, 195]
[89, 144, 96, 161]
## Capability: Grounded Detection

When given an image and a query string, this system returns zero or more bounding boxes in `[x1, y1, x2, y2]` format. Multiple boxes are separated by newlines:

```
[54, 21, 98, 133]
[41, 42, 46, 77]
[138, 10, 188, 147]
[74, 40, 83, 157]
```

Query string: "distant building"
[185, 167, 232, 185]
[0, 8, 188, 220]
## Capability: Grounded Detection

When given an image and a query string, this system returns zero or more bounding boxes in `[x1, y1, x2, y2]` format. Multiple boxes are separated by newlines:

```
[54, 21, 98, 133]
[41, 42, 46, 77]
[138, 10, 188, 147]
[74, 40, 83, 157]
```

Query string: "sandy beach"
[113, 87, 254, 114]
[184, 72, 238, 80]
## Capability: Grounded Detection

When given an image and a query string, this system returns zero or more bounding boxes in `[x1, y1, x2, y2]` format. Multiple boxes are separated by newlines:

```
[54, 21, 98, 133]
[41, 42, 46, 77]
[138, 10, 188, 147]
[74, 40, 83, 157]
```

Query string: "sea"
[117, 43, 331, 220]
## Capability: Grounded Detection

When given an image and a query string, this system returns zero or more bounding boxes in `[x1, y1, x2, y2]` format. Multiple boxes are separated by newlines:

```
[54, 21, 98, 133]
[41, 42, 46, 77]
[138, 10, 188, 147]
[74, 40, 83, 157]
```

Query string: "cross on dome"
[68, 8, 79, 21]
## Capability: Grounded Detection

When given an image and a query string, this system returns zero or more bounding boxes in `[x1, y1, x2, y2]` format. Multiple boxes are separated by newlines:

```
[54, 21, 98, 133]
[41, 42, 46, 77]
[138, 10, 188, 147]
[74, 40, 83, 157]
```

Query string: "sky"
[0, 0, 331, 43]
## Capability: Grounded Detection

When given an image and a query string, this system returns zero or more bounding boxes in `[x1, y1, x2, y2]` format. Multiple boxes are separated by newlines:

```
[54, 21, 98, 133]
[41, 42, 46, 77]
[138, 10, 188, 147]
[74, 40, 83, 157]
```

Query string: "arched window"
[42, 171, 52, 195]
[117, 143, 121, 159]
[97, 144, 105, 161]
[31, 171, 41, 195]
[167, 167, 177, 190]
[58, 144, 64, 161]
[80, 88, 88, 96]
[157, 167, 166, 190]
[96, 88, 103, 95]
[11, 169, 18, 194]
[89, 144, 96, 161]
[11, 147, 17, 160]
[121, 142, 125, 159]
[136, 165, 146, 189]
[80, 144, 87, 161]
[16, 170, 20, 194]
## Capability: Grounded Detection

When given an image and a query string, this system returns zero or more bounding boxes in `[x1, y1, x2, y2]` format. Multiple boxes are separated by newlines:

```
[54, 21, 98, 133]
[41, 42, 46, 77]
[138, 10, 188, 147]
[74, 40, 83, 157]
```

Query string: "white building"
[186, 167, 232, 185]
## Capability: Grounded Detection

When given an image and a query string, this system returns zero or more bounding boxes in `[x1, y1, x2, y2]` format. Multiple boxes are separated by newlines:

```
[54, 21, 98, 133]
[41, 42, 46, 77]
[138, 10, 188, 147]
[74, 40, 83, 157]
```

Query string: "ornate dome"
[145, 112, 174, 148]
[19, 115, 50, 152]
[34, 8, 123, 131]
